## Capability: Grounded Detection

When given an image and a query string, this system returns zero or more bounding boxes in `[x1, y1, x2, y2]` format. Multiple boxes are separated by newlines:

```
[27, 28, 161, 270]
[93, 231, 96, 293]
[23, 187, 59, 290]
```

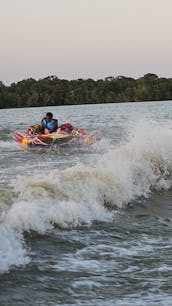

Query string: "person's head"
[45, 112, 53, 121]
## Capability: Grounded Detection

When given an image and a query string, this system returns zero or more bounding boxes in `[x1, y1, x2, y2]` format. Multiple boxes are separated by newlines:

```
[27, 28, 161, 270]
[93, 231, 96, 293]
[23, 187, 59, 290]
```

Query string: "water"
[0, 101, 172, 305]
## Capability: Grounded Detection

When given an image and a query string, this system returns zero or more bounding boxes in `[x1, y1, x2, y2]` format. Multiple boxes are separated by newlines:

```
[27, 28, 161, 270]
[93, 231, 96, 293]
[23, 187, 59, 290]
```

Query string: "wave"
[0, 223, 30, 273]
[1, 119, 172, 272]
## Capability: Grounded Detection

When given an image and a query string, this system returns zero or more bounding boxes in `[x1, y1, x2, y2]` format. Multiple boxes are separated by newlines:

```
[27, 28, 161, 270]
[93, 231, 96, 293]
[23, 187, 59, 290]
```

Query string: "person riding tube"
[41, 112, 58, 134]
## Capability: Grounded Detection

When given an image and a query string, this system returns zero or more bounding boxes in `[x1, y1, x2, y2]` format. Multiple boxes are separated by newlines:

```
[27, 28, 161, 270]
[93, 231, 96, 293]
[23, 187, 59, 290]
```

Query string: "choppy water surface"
[0, 102, 172, 305]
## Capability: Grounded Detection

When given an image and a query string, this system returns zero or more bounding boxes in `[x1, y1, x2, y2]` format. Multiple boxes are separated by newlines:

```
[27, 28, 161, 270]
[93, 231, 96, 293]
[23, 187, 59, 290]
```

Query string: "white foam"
[0, 223, 30, 273]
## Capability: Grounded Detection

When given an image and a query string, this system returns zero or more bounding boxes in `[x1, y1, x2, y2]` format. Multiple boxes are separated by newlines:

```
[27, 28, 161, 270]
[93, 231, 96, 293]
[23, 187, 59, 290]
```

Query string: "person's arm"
[49, 119, 58, 133]
[39, 119, 46, 133]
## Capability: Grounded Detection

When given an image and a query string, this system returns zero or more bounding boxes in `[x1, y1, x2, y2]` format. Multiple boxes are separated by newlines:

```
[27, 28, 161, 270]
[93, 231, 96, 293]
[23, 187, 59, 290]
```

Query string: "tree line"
[0, 73, 172, 109]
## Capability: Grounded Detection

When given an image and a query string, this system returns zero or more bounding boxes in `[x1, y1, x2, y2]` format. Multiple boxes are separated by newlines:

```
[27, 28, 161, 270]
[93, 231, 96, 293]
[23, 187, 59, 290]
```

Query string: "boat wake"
[1, 119, 172, 273]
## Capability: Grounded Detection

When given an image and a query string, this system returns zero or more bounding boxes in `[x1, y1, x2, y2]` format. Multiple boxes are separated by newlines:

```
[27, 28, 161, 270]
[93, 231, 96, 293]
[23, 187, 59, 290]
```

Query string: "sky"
[0, 0, 172, 84]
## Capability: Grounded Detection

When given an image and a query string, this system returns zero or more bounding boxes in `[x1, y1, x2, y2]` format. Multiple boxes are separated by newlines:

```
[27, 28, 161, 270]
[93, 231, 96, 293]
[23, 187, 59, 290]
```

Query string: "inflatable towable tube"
[13, 123, 101, 148]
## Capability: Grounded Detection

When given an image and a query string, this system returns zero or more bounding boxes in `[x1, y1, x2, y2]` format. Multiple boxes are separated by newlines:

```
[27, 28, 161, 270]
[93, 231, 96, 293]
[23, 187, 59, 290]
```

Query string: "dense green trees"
[0, 74, 172, 109]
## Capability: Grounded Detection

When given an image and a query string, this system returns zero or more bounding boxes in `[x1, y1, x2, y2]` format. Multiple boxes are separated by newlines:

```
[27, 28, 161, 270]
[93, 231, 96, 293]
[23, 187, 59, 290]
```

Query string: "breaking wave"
[1, 119, 172, 272]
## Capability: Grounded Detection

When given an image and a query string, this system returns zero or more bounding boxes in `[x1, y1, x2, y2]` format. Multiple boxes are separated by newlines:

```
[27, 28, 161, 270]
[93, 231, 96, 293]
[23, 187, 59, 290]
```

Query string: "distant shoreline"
[0, 73, 172, 109]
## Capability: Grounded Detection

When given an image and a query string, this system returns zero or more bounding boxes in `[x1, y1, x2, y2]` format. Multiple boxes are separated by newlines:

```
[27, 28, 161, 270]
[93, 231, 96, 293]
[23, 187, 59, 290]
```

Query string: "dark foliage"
[0, 74, 172, 109]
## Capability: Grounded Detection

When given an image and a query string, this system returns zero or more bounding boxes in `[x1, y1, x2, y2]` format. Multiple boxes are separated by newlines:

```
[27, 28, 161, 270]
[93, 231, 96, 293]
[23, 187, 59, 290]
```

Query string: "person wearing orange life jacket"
[41, 112, 58, 134]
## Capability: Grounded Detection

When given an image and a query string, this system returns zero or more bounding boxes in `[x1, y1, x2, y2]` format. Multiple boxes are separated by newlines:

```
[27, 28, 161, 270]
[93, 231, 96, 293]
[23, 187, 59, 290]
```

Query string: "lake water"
[0, 101, 172, 305]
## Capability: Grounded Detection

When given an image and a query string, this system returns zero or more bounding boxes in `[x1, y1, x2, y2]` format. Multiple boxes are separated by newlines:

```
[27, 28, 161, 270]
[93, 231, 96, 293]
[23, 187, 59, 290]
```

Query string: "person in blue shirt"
[41, 112, 58, 134]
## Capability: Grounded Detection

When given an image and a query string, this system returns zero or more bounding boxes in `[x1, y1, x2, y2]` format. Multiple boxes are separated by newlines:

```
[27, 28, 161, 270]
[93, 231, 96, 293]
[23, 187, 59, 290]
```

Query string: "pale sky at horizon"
[0, 0, 172, 85]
